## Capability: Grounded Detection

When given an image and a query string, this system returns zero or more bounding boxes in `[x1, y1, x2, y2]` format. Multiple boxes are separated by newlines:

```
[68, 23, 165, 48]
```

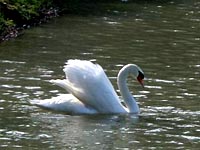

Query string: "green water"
[0, 1, 200, 149]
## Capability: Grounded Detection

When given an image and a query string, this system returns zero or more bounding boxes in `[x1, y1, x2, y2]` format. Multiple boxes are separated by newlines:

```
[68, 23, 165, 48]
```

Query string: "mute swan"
[31, 60, 144, 115]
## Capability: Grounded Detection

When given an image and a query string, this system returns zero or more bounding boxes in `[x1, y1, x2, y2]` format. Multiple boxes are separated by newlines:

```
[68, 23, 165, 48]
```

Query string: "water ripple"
[1, 84, 22, 89]
[0, 60, 26, 64]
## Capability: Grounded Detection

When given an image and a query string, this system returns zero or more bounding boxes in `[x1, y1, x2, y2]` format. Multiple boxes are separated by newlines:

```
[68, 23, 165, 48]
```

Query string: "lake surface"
[0, 1, 200, 149]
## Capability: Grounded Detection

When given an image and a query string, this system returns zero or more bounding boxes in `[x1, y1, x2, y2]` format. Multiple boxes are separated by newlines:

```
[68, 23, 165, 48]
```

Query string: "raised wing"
[58, 60, 126, 113]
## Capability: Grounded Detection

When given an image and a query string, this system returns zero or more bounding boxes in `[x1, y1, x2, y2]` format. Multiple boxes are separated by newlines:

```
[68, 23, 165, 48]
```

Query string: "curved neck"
[117, 65, 139, 114]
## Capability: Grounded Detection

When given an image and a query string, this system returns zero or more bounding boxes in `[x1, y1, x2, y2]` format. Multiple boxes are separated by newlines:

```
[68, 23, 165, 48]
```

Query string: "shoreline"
[0, 0, 59, 42]
[0, 0, 127, 43]
[0, 8, 59, 42]
[0, 0, 163, 42]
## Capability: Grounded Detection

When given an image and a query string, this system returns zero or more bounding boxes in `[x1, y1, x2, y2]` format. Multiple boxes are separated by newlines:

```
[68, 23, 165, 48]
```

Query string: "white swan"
[31, 59, 144, 115]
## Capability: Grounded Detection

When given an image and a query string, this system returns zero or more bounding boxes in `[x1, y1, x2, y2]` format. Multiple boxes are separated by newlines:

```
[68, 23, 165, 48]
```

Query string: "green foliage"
[0, 0, 54, 37]
[1, 0, 53, 20]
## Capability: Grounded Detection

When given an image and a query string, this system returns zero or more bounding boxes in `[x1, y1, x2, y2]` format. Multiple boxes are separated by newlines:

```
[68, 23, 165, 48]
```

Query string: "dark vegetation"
[0, 0, 170, 42]
[0, 0, 58, 41]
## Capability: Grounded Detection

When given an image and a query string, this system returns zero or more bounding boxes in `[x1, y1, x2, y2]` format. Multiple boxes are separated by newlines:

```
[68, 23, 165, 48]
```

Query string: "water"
[0, 1, 200, 149]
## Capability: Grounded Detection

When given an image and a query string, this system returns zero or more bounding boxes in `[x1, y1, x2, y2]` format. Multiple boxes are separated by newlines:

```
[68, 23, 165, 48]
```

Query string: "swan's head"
[120, 64, 144, 87]
[127, 64, 145, 87]
[118, 64, 145, 87]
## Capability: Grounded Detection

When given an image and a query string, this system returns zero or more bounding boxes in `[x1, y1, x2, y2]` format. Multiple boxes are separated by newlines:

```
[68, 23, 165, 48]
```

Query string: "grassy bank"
[0, 0, 57, 41]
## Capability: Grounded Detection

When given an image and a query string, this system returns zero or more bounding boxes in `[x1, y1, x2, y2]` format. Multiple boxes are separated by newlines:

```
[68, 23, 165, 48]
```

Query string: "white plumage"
[31, 59, 144, 115]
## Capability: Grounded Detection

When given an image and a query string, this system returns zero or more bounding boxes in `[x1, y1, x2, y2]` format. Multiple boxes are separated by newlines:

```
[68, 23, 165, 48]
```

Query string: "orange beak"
[137, 76, 144, 88]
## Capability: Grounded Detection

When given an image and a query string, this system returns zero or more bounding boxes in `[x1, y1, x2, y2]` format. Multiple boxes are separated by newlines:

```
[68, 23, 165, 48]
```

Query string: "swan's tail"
[30, 99, 55, 110]
[30, 94, 98, 114]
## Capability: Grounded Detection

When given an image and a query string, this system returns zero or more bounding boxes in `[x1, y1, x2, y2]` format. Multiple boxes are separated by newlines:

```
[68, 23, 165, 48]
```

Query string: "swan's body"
[31, 60, 144, 115]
